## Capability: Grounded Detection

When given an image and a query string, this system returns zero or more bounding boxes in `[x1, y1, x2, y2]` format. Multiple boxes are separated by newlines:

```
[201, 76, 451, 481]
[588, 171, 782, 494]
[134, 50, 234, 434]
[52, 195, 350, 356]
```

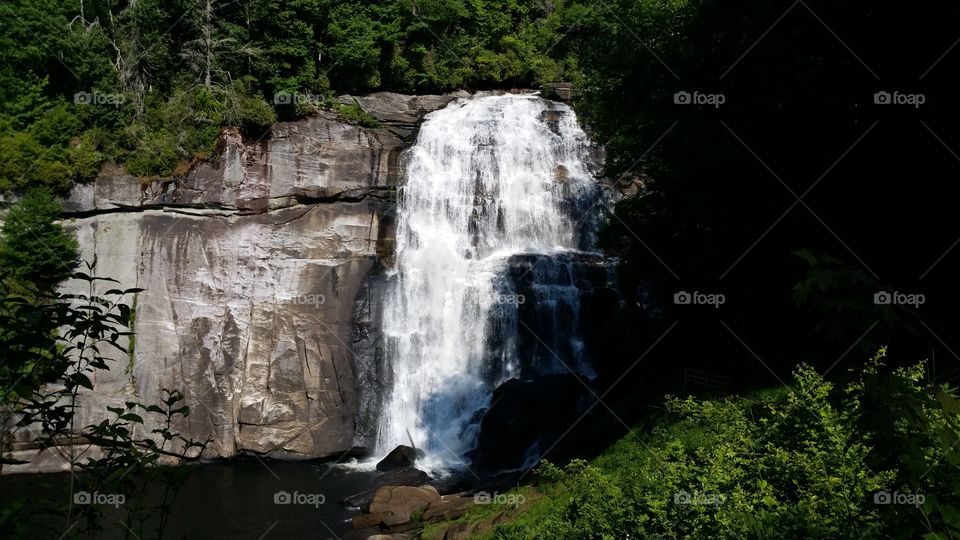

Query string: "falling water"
[376, 93, 602, 465]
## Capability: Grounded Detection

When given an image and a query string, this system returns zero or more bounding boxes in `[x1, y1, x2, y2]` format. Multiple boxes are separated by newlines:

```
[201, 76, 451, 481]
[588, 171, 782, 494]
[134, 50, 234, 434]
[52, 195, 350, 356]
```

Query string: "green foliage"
[76, 389, 210, 539]
[1, 268, 140, 473]
[0, 189, 79, 289]
[221, 77, 277, 132]
[482, 352, 959, 539]
[0, 0, 588, 189]
[791, 249, 891, 344]
[125, 79, 274, 176]
[124, 129, 181, 177]
[334, 101, 381, 128]
[0, 267, 208, 539]
[848, 348, 960, 538]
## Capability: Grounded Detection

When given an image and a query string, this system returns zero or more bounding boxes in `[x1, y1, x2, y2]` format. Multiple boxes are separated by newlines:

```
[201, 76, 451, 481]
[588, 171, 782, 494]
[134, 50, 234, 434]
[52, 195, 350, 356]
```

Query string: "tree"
[181, 0, 260, 88]
[0, 189, 79, 290]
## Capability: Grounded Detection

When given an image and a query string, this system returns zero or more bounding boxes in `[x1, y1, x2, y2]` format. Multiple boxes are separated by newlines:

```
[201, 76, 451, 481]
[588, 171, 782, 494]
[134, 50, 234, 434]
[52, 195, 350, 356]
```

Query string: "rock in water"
[342, 466, 431, 511]
[368, 485, 441, 525]
[376, 445, 425, 472]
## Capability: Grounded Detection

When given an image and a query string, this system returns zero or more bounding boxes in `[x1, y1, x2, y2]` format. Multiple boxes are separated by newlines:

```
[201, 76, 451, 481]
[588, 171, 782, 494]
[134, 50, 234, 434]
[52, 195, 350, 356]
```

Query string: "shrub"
[491, 353, 960, 539]
[0, 189, 78, 290]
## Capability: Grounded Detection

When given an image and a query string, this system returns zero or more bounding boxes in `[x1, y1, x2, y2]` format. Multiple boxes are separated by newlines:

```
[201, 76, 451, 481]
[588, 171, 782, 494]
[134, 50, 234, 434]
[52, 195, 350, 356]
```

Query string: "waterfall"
[375, 93, 602, 466]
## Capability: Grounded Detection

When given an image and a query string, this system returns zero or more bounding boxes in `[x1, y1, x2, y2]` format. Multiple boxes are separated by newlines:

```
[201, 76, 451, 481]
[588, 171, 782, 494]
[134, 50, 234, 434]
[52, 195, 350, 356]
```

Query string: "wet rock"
[554, 164, 569, 183]
[343, 491, 375, 511]
[468, 374, 594, 470]
[377, 466, 431, 488]
[368, 485, 441, 525]
[342, 466, 431, 510]
[376, 445, 425, 472]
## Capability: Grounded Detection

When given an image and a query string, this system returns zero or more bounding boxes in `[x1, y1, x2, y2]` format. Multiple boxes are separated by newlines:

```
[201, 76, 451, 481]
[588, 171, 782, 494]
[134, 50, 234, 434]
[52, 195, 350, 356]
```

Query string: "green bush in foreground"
[489, 350, 959, 539]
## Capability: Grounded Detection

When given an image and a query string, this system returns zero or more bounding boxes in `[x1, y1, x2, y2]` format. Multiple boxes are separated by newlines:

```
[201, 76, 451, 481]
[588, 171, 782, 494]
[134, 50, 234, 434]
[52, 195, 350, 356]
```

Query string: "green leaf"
[70, 372, 94, 390]
[172, 406, 191, 417]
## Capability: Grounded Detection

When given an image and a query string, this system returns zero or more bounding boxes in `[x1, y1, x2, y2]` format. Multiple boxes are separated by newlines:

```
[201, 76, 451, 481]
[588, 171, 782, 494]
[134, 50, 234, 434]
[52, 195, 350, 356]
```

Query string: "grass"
[420, 486, 544, 540]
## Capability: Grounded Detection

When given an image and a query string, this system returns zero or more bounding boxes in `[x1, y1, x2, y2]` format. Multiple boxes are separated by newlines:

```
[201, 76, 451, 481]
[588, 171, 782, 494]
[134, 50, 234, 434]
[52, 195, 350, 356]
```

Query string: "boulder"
[351, 511, 395, 529]
[376, 466, 430, 488]
[468, 374, 594, 470]
[368, 485, 440, 525]
[342, 466, 431, 510]
[376, 445, 425, 472]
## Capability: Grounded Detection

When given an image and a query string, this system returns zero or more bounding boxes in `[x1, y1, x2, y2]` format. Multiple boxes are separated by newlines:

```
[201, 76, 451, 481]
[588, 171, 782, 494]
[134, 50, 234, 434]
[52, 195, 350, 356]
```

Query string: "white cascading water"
[376, 93, 600, 467]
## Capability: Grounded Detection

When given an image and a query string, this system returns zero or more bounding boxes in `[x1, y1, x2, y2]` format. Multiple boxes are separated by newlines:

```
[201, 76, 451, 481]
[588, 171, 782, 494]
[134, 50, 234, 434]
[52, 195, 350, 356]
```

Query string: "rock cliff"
[50, 92, 464, 464]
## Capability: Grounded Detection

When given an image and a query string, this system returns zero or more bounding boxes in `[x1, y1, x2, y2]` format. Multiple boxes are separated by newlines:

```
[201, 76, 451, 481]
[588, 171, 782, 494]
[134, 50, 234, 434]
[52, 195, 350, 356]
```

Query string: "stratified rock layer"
[49, 94, 459, 464]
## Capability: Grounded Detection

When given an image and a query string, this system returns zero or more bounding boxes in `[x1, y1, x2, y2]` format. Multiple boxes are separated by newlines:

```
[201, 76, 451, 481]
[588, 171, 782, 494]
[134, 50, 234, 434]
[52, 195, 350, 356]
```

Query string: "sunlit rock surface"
[46, 94, 459, 464]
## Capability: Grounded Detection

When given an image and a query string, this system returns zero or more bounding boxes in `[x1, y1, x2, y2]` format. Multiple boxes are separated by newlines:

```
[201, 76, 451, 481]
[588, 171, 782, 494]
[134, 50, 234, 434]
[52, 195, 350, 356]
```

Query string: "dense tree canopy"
[0, 0, 588, 188]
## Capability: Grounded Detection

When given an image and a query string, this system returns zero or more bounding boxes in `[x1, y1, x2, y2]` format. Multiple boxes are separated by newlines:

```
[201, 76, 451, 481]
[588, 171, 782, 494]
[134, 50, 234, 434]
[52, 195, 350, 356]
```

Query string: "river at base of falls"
[0, 461, 376, 539]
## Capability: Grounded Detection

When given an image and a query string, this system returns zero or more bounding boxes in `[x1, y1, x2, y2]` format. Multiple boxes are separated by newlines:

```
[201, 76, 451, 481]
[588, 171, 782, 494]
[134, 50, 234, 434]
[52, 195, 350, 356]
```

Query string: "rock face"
[4, 90, 616, 475]
[28, 94, 461, 467]
[541, 82, 573, 101]
[468, 374, 595, 470]
[376, 445, 425, 472]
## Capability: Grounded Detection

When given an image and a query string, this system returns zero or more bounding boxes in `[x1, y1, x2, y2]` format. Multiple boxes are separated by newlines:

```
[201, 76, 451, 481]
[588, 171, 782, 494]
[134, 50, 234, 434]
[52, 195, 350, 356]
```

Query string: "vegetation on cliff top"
[0, 0, 588, 188]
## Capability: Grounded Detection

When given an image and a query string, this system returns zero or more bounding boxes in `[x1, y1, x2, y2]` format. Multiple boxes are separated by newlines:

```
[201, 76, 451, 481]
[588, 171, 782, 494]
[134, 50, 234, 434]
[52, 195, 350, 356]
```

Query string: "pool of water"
[0, 459, 377, 539]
